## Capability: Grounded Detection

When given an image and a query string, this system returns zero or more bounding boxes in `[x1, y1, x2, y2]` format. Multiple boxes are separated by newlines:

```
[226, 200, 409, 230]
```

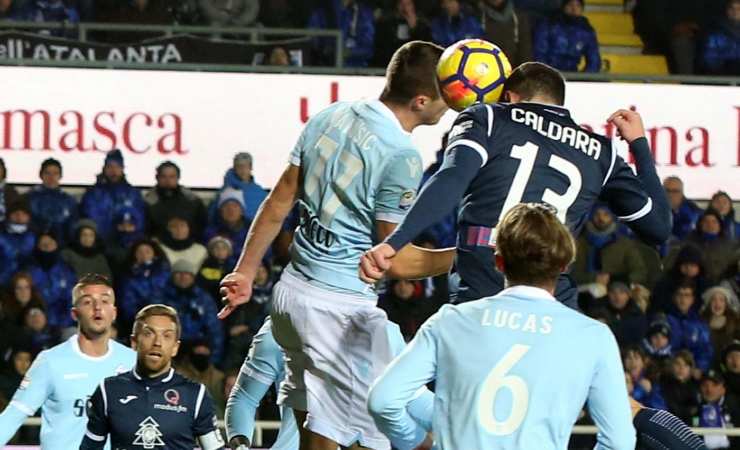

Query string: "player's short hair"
[503, 62, 566, 106]
[72, 273, 114, 306]
[495, 203, 575, 287]
[380, 41, 444, 104]
[132, 304, 181, 339]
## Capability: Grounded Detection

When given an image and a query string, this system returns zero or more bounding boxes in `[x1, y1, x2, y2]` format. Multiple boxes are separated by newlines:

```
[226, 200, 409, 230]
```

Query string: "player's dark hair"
[381, 41, 444, 104]
[132, 304, 181, 339]
[495, 203, 575, 288]
[72, 273, 114, 306]
[503, 62, 566, 106]
[39, 157, 62, 177]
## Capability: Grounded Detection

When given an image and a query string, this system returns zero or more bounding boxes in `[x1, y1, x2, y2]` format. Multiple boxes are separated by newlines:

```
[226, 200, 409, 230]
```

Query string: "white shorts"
[270, 269, 393, 450]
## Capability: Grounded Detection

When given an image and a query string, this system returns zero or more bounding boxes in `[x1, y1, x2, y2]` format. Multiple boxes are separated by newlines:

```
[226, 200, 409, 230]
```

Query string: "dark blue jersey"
[80, 368, 224, 450]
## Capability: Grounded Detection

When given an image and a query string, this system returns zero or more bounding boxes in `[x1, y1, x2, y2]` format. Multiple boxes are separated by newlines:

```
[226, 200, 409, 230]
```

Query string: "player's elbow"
[367, 382, 394, 422]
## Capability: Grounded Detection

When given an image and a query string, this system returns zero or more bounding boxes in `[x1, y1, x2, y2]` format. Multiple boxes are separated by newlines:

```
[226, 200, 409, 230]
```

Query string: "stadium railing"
[0, 20, 739, 85]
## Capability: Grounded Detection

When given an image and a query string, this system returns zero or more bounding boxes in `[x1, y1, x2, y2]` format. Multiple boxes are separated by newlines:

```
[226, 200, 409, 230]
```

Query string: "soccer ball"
[437, 39, 512, 112]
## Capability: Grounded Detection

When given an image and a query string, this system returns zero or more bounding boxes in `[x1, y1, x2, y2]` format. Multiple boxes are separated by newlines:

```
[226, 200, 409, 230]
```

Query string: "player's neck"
[519, 95, 559, 107]
[77, 330, 110, 357]
[139, 364, 172, 379]
[381, 99, 419, 133]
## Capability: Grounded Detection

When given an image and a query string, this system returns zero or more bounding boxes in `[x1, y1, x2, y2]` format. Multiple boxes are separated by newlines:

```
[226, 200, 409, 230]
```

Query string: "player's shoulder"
[109, 339, 136, 356]
[40, 335, 77, 360]
[561, 307, 614, 338]
[170, 371, 205, 393]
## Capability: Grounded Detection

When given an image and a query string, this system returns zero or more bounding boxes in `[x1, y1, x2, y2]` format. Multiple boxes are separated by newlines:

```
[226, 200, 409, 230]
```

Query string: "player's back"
[429, 286, 634, 449]
[290, 99, 421, 295]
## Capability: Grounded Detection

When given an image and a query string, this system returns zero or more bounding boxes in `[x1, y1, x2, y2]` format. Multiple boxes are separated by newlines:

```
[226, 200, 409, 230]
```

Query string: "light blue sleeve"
[375, 148, 423, 224]
[587, 327, 637, 450]
[0, 351, 51, 444]
[368, 312, 441, 450]
[289, 124, 309, 167]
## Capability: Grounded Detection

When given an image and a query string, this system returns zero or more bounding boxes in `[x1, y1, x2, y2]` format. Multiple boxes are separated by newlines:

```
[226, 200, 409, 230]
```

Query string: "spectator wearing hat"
[26, 231, 77, 331]
[211, 153, 267, 225]
[0, 158, 19, 225]
[667, 283, 714, 375]
[118, 239, 171, 333]
[0, 200, 36, 268]
[683, 209, 738, 284]
[720, 340, 740, 397]
[661, 350, 701, 424]
[0, 272, 45, 327]
[204, 188, 250, 256]
[156, 216, 207, 269]
[624, 346, 667, 410]
[26, 158, 78, 244]
[197, 236, 234, 302]
[710, 191, 740, 241]
[430, 0, 484, 48]
[600, 281, 648, 346]
[162, 259, 224, 365]
[144, 161, 207, 241]
[533, 0, 600, 72]
[61, 219, 112, 280]
[663, 175, 703, 242]
[693, 369, 740, 449]
[700, 286, 740, 354]
[175, 339, 226, 417]
[651, 244, 710, 315]
[80, 149, 146, 243]
[642, 316, 674, 365]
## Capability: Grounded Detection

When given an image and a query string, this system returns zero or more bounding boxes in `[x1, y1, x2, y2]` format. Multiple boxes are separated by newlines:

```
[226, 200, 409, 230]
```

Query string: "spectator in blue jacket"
[204, 188, 250, 257]
[701, 0, 740, 76]
[26, 231, 77, 331]
[624, 346, 668, 410]
[533, 0, 601, 72]
[307, 0, 375, 67]
[667, 283, 715, 375]
[0, 200, 35, 286]
[642, 317, 674, 364]
[664, 175, 703, 241]
[710, 191, 740, 241]
[430, 0, 484, 47]
[80, 149, 146, 243]
[27, 158, 78, 244]
[210, 153, 267, 225]
[161, 259, 224, 365]
[23, 0, 80, 37]
[118, 238, 170, 332]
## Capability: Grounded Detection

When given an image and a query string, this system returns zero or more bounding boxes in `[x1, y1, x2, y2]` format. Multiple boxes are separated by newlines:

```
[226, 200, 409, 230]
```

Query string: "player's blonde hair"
[132, 304, 181, 339]
[71, 273, 115, 306]
[495, 203, 575, 287]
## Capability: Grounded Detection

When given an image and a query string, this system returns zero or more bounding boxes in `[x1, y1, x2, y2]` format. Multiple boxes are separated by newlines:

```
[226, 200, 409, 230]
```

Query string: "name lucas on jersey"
[511, 108, 602, 160]
[481, 308, 553, 335]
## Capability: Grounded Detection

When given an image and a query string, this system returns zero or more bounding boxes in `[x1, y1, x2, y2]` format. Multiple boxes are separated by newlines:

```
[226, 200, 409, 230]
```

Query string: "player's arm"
[193, 385, 226, 450]
[586, 326, 637, 450]
[79, 383, 109, 450]
[0, 352, 51, 445]
[406, 387, 435, 432]
[375, 221, 455, 280]
[604, 110, 671, 246]
[367, 310, 442, 450]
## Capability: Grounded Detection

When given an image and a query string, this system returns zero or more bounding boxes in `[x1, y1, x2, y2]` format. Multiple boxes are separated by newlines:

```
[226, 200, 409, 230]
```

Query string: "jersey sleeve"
[79, 383, 109, 450]
[289, 126, 309, 167]
[375, 148, 424, 224]
[445, 103, 496, 168]
[194, 384, 226, 450]
[601, 155, 652, 221]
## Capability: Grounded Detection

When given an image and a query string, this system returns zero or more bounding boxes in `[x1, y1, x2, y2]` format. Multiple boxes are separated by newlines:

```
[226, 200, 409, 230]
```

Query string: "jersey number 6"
[477, 344, 531, 436]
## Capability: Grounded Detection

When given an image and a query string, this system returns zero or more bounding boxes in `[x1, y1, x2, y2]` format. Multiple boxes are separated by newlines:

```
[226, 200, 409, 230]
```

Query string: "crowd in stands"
[0, 0, 736, 75]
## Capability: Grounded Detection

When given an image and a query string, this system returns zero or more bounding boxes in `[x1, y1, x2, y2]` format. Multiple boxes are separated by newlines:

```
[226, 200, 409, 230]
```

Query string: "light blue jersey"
[0, 335, 135, 450]
[288, 99, 423, 296]
[368, 286, 636, 450]
[226, 318, 434, 449]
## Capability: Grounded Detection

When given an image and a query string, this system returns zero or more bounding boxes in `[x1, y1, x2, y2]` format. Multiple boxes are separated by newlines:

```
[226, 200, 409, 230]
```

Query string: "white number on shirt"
[477, 344, 531, 436]
[499, 142, 582, 223]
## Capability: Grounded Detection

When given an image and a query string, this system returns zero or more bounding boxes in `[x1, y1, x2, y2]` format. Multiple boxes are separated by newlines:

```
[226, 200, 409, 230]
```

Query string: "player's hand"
[359, 243, 397, 283]
[413, 433, 434, 450]
[608, 109, 646, 143]
[218, 272, 253, 319]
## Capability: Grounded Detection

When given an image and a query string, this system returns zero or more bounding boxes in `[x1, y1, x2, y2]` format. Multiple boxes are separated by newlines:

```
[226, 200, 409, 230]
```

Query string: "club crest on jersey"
[405, 158, 421, 178]
[399, 189, 416, 210]
[133, 416, 165, 448]
[164, 389, 179, 406]
[448, 120, 473, 140]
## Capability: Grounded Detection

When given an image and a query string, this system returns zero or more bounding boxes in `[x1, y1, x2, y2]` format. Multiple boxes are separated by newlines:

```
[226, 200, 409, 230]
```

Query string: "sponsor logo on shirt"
[119, 395, 137, 404]
[164, 389, 179, 405]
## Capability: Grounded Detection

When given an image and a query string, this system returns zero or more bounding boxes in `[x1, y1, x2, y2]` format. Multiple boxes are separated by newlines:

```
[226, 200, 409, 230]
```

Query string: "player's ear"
[495, 253, 506, 272]
[130, 334, 138, 350]
[504, 90, 519, 103]
[171, 340, 180, 358]
[410, 94, 429, 112]
[70, 306, 79, 322]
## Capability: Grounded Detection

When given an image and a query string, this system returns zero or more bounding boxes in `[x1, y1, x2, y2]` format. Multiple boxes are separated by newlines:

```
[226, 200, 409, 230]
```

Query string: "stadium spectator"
[94, 0, 175, 43]
[199, 0, 258, 27]
[478, 0, 533, 66]
[307, 0, 375, 67]
[61, 219, 112, 280]
[373, 0, 433, 67]
[641, 316, 674, 364]
[694, 370, 739, 449]
[533, 0, 600, 72]
[661, 350, 701, 425]
[197, 236, 234, 302]
[701, 0, 740, 76]
[118, 239, 170, 331]
[377, 279, 429, 341]
[106, 205, 146, 275]
[27, 158, 78, 244]
[624, 346, 667, 410]
[23, 0, 80, 37]
[700, 286, 740, 353]
[80, 150, 146, 243]
[0, 0, 24, 20]
[664, 175, 703, 241]
[601, 281, 648, 346]
[212, 153, 267, 224]
[651, 244, 709, 315]
[512, 0, 559, 21]
[430, 0, 484, 48]
[571, 204, 647, 289]
[204, 188, 250, 256]
[161, 259, 224, 364]
[710, 191, 740, 240]
[721, 341, 740, 397]
[0, 272, 45, 327]
[157, 216, 207, 269]
[0, 345, 32, 411]
[267, 46, 291, 65]
[684, 209, 738, 283]
[0, 158, 20, 225]
[144, 161, 207, 241]
[0, 200, 36, 270]
[27, 231, 77, 331]
[667, 283, 714, 374]
[20, 305, 60, 354]
[176, 339, 226, 417]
